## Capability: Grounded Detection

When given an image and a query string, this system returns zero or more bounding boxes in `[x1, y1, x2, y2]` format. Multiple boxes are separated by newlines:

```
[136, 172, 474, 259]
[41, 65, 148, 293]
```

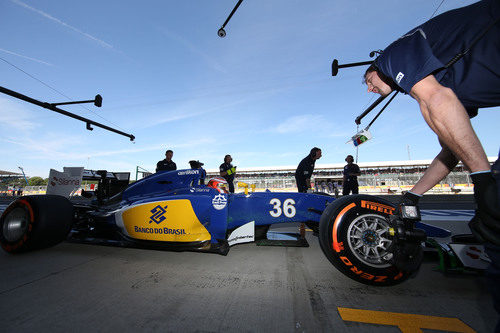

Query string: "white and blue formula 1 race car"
[0, 168, 488, 286]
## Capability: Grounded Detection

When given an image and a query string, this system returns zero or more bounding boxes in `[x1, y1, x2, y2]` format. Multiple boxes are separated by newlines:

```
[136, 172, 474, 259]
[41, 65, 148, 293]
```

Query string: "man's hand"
[469, 172, 500, 245]
[400, 191, 422, 206]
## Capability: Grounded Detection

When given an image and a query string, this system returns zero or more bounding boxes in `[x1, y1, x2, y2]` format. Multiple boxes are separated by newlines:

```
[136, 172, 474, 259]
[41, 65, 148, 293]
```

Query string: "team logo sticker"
[149, 204, 168, 224]
[120, 200, 211, 241]
[396, 72, 404, 84]
[190, 188, 210, 193]
[212, 194, 227, 210]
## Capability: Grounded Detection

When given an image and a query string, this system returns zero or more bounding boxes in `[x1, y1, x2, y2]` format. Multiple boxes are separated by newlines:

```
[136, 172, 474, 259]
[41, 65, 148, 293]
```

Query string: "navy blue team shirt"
[344, 163, 360, 182]
[219, 162, 235, 182]
[295, 155, 316, 182]
[375, 0, 500, 117]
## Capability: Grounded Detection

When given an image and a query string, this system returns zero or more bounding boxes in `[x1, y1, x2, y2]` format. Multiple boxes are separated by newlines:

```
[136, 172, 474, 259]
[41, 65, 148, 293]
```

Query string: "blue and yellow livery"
[1, 167, 461, 286]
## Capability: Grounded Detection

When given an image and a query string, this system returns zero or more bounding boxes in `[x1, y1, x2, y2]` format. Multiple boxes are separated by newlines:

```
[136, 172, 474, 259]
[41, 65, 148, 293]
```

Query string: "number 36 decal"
[269, 198, 296, 218]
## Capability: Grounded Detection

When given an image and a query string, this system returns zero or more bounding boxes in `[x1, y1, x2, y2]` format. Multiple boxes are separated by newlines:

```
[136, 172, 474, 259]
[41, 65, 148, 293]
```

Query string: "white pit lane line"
[419, 210, 475, 242]
[420, 210, 474, 221]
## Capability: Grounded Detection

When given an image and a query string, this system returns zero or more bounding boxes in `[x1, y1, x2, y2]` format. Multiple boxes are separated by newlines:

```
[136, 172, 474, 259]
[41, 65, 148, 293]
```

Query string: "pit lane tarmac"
[0, 195, 497, 332]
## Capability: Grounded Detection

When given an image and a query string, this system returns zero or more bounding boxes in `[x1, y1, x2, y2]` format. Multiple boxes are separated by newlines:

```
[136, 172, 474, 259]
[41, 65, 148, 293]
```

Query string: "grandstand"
[0, 170, 24, 196]
[3, 157, 496, 196]
[205, 157, 498, 194]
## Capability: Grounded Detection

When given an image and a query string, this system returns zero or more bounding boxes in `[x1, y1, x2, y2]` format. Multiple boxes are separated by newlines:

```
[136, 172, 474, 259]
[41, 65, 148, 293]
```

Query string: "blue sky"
[1, 0, 498, 178]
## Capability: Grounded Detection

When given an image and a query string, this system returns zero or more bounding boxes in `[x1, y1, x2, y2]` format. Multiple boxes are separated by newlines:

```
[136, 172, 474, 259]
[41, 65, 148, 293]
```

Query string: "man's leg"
[352, 181, 359, 195]
[298, 185, 308, 193]
[343, 182, 350, 196]
[228, 181, 235, 193]
[296, 177, 307, 193]
[487, 151, 500, 330]
[484, 244, 500, 331]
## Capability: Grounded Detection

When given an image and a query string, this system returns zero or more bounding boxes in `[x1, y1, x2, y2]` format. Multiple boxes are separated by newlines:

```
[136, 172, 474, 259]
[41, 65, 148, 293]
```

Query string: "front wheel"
[319, 194, 413, 286]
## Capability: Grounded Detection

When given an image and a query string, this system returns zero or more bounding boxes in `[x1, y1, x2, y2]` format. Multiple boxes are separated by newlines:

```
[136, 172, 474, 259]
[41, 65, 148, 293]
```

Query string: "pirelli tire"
[319, 194, 411, 286]
[0, 195, 74, 253]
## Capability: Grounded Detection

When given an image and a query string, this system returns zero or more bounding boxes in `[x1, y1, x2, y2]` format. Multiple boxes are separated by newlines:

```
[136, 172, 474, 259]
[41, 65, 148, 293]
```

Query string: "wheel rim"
[3, 207, 30, 242]
[346, 213, 393, 268]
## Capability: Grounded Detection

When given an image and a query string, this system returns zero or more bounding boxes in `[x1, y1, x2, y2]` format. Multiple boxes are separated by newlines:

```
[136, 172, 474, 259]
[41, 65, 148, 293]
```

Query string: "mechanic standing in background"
[362, 0, 500, 327]
[343, 155, 361, 195]
[156, 149, 177, 172]
[219, 154, 236, 193]
[295, 147, 322, 193]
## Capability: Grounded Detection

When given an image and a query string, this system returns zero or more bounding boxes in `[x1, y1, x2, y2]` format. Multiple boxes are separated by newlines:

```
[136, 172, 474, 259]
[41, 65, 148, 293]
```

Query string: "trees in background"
[28, 177, 47, 186]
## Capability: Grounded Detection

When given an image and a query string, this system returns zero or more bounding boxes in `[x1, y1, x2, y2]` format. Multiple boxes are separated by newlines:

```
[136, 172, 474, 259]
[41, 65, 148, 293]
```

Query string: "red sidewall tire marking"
[17, 199, 34, 223]
[332, 203, 356, 253]
[1, 198, 35, 252]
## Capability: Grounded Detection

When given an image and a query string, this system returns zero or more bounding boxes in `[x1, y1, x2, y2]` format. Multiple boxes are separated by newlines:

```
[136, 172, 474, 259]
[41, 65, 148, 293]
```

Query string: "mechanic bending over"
[156, 149, 177, 172]
[295, 147, 322, 193]
[342, 155, 361, 196]
[219, 154, 236, 193]
[363, 0, 500, 327]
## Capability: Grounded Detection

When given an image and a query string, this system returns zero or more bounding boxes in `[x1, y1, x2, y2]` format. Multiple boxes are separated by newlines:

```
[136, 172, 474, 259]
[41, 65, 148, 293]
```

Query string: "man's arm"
[410, 75, 490, 173]
[353, 165, 361, 177]
[410, 143, 459, 195]
[219, 164, 227, 177]
[220, 166, 235, 177]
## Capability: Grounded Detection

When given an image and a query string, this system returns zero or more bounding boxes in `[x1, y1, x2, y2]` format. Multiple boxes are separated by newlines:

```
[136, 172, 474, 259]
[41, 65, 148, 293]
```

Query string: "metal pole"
[221, 0, 243, 29]
[337, 61, 373, 69]
[355, 95, 387, 125]
[0, 86, 135, 141]
[332, 59, 373, 76]
[18, 166, 28, 185]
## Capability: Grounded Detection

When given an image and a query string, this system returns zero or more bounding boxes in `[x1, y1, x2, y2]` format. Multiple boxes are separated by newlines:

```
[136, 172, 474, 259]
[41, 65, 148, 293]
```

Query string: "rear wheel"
[0, 195, 74, 253]
[319, 194, 412, 286]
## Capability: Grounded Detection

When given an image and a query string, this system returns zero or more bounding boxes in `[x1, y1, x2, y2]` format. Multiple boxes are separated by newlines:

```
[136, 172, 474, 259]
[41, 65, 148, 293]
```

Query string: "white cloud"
[0, 98, 39, 131]
[0, 48, 53, 66]
[274, 114, 325, 134]
[135, 95, 256, 130]
[158, 27, 226, 73]
[1, 133, 83, 158]
[2, 133, 217, 161]
[270, 114, 353, 140]
[141, 110, 208, 129]
[11, 0, 113, 49]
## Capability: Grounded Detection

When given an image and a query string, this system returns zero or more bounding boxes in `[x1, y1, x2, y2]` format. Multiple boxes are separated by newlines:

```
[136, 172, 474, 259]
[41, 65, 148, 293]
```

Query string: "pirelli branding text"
[361, 200, 395, 215]
[339, 256, 403, 282]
